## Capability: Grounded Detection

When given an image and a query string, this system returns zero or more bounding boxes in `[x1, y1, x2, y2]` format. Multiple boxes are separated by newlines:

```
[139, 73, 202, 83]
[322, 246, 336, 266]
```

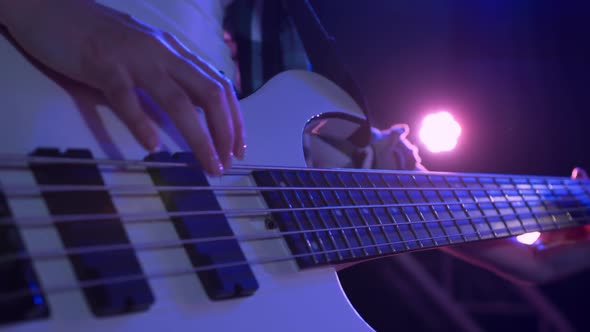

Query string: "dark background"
[312, 0, 590, 176]
[308, 1, 590, 331]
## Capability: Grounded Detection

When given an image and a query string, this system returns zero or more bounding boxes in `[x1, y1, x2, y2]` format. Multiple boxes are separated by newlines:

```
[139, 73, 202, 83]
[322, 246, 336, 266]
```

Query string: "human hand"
[0, 0, 244, 175]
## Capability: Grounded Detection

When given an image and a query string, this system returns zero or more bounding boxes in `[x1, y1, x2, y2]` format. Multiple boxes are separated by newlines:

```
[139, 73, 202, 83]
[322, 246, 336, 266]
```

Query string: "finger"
[139, 73, 223, 175]
[571, 167, 589, 179]
[99, 65, 160, 151]
[167, 57, 235, 168]
[162, 33, 246, 161]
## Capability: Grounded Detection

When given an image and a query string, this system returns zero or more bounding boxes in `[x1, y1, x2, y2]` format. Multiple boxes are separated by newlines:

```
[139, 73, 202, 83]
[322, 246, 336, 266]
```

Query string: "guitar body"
[0, 35, 374, 331]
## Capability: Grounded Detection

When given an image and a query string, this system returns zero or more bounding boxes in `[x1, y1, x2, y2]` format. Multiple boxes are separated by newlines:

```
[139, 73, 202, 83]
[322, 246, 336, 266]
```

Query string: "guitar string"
[0, 193, 587, 228]
[0, 154, 586, 182]
[1, 154, 586, 224]
[1, 154, 588, 301]
[2, 183, 585, 228]
[2, 154, 586, 228]
[0, 213, 587, 304]
[0, 204, 587, 265]
[3, 183, 582, 194]
[0, 184, 583, 195]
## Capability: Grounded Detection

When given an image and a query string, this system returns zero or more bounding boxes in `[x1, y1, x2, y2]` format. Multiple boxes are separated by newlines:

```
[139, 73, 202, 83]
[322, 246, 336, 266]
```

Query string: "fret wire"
[412, 175, 451, 245]
[286, 172, 325, 263]
[274, 172, 318, 264]
[427, 175, 467, 243]
[565, 178, 588, 223]
[366, 174, 403, 252]
[504, 178, 530, 233]
[510, 179, 562, 230]
[383, 174, 422, 248]
[293, 171, 330, 263]
[553, 179, 579, 226]
[541, 180, 561, 229]
[368, 175, 410, 251]
[394, 174, 427, 247]
[559, 179, 578, 226]
[443, 176, 483, 241]
[488, 179, 516, 235]
[318, 172, 356, 258]
[306, 172, 345, 261]
[460, 177, 497, 238]
[522, 177, 550, 232]
[348, 173, 385, 254]
[480, 177, 513, 237]
[332, 173, 369, 256]
[407, 175, 438, 246]
[524, 179, 572, 231]
[539, 179, 563, 230]
[552, 178, 584, 227]
[348, 174, 385, 255]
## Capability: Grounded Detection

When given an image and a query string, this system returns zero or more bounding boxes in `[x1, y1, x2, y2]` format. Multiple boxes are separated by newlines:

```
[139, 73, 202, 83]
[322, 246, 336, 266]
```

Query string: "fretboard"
[253, 168, 590, 268]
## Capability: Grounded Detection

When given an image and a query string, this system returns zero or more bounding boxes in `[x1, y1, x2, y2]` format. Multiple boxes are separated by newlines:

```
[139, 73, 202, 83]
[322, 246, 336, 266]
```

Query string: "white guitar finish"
[0, 34, 375, 331]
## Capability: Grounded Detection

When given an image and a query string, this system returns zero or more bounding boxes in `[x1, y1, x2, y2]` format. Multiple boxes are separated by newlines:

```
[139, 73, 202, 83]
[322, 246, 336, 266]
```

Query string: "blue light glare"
[28, 282, 45, 305]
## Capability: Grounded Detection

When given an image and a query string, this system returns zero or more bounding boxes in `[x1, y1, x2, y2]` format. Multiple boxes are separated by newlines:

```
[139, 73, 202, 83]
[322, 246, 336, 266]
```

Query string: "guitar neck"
[2, 153, 589, 270]
[252, 167, 590, 268]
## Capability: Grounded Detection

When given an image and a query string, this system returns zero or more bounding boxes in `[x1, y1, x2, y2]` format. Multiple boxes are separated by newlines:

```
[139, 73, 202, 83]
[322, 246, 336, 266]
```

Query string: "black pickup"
[30, 148, 154, 316]
[146, 152, 258, 300]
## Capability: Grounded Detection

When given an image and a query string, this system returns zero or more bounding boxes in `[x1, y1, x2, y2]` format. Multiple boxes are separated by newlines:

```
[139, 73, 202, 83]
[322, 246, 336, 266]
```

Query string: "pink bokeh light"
[419, 111, 462, 153]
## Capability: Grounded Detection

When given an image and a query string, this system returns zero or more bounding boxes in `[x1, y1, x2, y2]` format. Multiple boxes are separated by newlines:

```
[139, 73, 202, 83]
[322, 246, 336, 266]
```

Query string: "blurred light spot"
[516, 232, 541, 245]
[419, 111, 461, 153]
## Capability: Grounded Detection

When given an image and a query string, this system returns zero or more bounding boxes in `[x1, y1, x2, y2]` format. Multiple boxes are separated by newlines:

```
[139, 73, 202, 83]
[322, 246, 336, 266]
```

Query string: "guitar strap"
[282, 0, 371, 122]
[273, 1, 424, 171]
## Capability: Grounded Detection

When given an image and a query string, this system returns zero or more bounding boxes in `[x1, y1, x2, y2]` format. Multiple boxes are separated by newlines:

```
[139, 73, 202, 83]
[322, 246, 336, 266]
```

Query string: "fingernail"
[210, 163, 224, 176]
[236, 144, 247, 160]
[209, 155, 224, 176]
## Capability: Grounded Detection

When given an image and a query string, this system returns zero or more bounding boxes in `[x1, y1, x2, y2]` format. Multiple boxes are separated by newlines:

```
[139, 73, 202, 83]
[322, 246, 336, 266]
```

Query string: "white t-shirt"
[96, 0, 235, 83]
